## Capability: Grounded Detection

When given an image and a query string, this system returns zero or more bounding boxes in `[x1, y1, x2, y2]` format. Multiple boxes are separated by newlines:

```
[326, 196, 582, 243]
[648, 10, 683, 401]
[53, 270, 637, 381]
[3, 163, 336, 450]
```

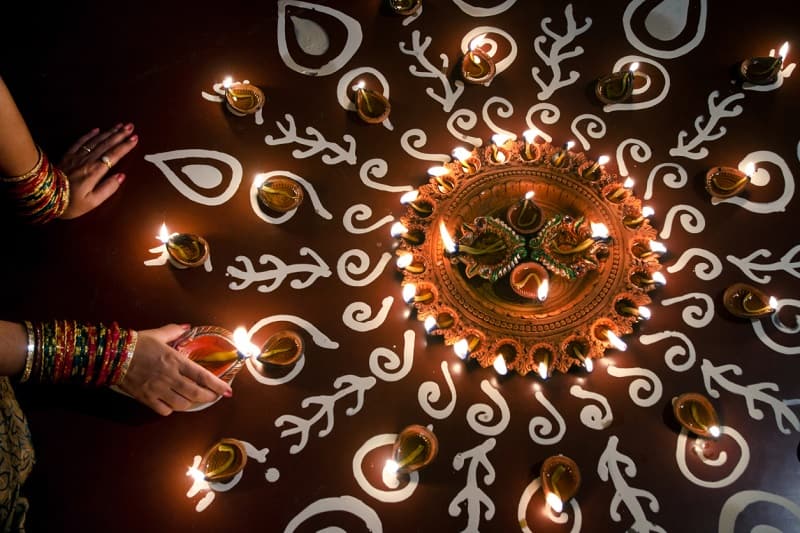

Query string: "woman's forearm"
[0, 76, 39, 177]
[0, 320, 27, 377]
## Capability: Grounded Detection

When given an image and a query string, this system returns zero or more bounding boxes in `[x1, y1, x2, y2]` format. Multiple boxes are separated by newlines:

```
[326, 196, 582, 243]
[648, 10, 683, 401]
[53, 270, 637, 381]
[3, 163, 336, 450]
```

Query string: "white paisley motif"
[466, 380, 510, 436]
[752, 298, 800, 355]
[336, 249, 393, 287]
[418, 361, 457, 420]
[719, 490, 800, 532]
[623, 0, 707, 59]
[343, 296, 394, 332]
[569, 385, 613, 430]
[460, 28, 518, 83]
[666, 248, 723, 280]
[369, 329, 415, 382]
[606, 365, 662, 407]
[528, 390, 566, 445]
[570, 113, 606, 150]
[660, 204, 705, 239]
[250, 171, 333, 224]
[284, 496, 382, 532]
[144, 149, 242, 206]
[603, 56, 671, 113]
[337, 69, 394, 130]
[452, 0, 518, 17]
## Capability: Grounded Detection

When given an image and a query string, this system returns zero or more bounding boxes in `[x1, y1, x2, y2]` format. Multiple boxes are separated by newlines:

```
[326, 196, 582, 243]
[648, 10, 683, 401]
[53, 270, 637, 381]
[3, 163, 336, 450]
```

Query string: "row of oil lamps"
[187, 390, 723, 517]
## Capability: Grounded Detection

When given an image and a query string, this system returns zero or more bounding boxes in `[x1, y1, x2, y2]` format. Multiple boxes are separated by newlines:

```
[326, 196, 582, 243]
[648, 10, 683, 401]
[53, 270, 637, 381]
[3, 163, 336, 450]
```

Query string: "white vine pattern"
[570, 113, 606, 150]
[752, 297, 800, 355]
[524, 103, 560, 143]
[226, 248, 332, 292]
[606, 365, 662, 407]
[399, 30, 464, 112]
[615, 138, 652, 178]
[482, 97, 517, 140]
[400, 128, 451, 163]
[659, 204, 705, 240]
[727, 244, 800, 284]
[639, 330, 697, 372]
[343, 204, 395, 235]
[675, 425, 750, 489]
[447, 109, 483, 147]
[449, 438, 497, 531]
[336, 249, 393, 287]
[358, 158, 412, 193]
[531, 4, 592, 100]
[569, 384, 613, 430]
[343, 296, 394, 332]
[644, 162, 688, 200]
[264, 114, 357, 165]
[669, 91, 745, 160]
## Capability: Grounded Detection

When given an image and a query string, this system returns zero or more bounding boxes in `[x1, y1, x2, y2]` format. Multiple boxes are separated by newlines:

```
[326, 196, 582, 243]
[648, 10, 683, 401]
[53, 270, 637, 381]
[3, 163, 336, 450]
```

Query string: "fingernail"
[116, 173, 126, 184]
[128, 134, 138, 143]
[179, 323, 191, 330]
[124, 123, 134, 132]
[113, 123, 122, 131]
[223, 390, 233, 398]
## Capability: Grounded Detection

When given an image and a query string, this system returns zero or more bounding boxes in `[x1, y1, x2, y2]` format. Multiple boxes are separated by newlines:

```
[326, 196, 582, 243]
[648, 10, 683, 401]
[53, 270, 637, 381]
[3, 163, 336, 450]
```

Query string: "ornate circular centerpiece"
[395, 138, 662, 376]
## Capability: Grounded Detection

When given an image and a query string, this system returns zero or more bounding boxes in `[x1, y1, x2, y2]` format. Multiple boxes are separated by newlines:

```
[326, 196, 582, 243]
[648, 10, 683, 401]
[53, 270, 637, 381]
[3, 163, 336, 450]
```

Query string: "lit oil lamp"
[386, 425, 438, 475]
[391, 222, 424, 245]
[490, 133, 512, 163]
[540, 455, 581, 513]
[396, 251, 426, 273]
[428, 166, 456, 193]
[223, 77, 265, 115]
[552, 141, 574, 167]
[171, 326, 250, 388]
[582, 155, 610, 179]
[723, 282, 777, 318]
[200, 438, 248, 482]
[158, 223, 209, 269]
[595, 62, 638, 104]
[453, 334, 480, 360]
[672, 392, 721, 438]
[510, 262, 549, 301]
[506, 190, 543, 234]
[440, 217, 527, 282]
[402, 283, 434, 304]
[739, 42, 789, 85]
[400, 190, 433, 217]
[705, 162, 753, 199]
[536, 351, 551, 380]
[352, 80, 391, 124]
[605, 329, 627, 351]
[461, 34, 496, 85]
[570, 343, 593, 372]
[389, 0, 422, 16]
[522, 129, 541, 160]
[256, 174, 304, 213]
[452, 147, 480, 174]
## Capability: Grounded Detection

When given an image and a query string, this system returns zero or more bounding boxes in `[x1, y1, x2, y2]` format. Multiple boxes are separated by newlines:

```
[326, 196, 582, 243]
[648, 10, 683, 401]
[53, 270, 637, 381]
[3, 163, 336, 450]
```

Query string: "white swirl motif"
[639, 330, 697, 372]
[482, 97, 517, 140]
[623, 0, 707, 59]
[452, 0, 518, 17]
[400, 128, 451, 163]
[447, 109, 483, 147]
[353, 433, 419, 502]
[337, 68, 394, 130]
[569, 385, 613, 430]
[460, 27, 518, 82]
[607, 365, 662, 407]
[711, 151, 795, 214]
[369, 329, 415, 382]
[144, 149, 242, 206]
[666, 248, 723, 280]
[466, 380, 510, 436]
[343, 204, 395, 235]
[277, 1, 363, 77]
[719, 490, 800, 532]
[249, 170, 333, 224]
[343, 296, 394, 332]
[418, 361, 457, 420]
[337, 249, 393, 287]
[752, 297, 800, 355]
[570, 113, 606, 150]
[517, 477, 582, 533]
[659, 204, 705, 239]
[358, 158, 413, 193]
[661, 293, 714, 328]
[615, 138, 652, 178]
[245, 354, 305, 386]
[284, 496, 382, 532]
[602, 56, 671, 113]
[675, 425, 749, 489]
[528, 390, 566, 445]
[644, 162, 688, 200]
[524, 103, 560, 143]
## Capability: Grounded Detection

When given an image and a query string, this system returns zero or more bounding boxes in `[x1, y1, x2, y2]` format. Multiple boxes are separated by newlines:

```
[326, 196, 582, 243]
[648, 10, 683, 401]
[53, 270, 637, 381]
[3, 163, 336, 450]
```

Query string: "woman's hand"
[58, 123, 139, 219]
[119, 324, 233, 416]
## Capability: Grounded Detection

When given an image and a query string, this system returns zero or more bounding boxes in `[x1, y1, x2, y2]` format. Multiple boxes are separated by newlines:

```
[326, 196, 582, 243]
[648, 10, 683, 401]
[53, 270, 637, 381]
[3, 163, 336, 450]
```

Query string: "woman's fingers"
[66, 127, 101, 155]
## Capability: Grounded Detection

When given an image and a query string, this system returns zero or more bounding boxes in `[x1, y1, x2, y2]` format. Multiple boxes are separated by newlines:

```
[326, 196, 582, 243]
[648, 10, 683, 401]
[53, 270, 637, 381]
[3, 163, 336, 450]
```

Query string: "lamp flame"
[779, 41, 789, 60]
[565, 140, 575, 150]
[222, 76, 233, 89]
[538, 361, 548, 380]
[584, 357, 594, 373]
[652, 271, 667, 285]
[233, 327, 259, 358]
[629, 62, 640, 72]
[769, 296, 778, 310]
[396, 253, 413, 269]
[400, 190, 419, 204]
[424, 316, 437, 333]
[390, 222, 408, 238]
[427, 166, 449, 177]
[649, 241, 667, 254]
[454, 339, 470, 359]
[491, 133, 512, 146]
[493, 354, 508, 375]
[709, 425, 721, 438]
[590, 222, 609, 239]
[439, 221, 458, 254]
[546, 492, 564, 513]
[187, 466, 206, 482]
[537, 278, 549, 301]
[523, 129, 540, 143]
[606, 330, 628, 351]
[158, 223, 170, 243]
[597, 155, 610, 166]
[384, 459, 400, 476]
[642, 205, 655, 217]
[452, 147, 473, 162]
[469, 34, 487, 51]
[744, 162, 755, 177]
[638, 306, 652, 320]
[623, 177, 634, 188]
[402, 283, 417, 303]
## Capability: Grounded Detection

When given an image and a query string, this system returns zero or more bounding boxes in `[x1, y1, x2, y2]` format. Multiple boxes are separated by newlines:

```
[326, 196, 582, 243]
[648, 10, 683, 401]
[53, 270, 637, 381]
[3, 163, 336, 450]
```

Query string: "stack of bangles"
[1, 146, 69, 224]
[18, 320, 137, 386]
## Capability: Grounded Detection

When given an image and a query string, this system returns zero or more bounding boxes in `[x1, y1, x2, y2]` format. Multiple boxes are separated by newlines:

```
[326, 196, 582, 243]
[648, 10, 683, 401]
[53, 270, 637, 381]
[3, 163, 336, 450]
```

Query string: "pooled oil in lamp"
[705, 162, 753, 199]
[389, 0, 421, 16]
[461, 34, 496, 85]
[388, 425, 438, 474]
[723, 282, 777, 318]
[552, 141, 574, 166]
[158, 223, 209, 269]
[256, 174, 304, 213]
[201, 438, 248, 482]
[739, 42, 789, 85]
[223, 77, 265, 115]
[510, 262, 549, 301]
[595, 62, 638, 104]
[257, 329, 303, 366]
[171, 326, 248, 387]
[400, 190, 433, 216]
[673, 392, 721, 438]
[540, 455, 581, 513]
[583, 155, 610, 179]
[352, 80, 391, 124]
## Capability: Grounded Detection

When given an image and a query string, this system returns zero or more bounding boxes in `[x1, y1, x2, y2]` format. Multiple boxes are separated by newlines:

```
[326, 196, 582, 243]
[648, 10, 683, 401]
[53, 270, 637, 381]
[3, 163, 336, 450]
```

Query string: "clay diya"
[224, 81, 265, 114]
[540, 455, 581, 513]
[506, 191, 543, 235]
[354, 84, 391, 124]
[705, 166, 749, 199]
[165, 232, 209, 269]
[171, 326, 245, 386]
[723, 282, 776, 318]
[443, 216, 527, 282]
[257, 176, 304, 213]
[391, 425, 438, 474]
[461, 44, 496, 85]
[509, 262, 549, 301]
[389, 0, 421, 16]
[201, 438, 248, 482]
[595, 67, 635, 104]
[257, 330, 304, 366]
[672, 392, 721, 438]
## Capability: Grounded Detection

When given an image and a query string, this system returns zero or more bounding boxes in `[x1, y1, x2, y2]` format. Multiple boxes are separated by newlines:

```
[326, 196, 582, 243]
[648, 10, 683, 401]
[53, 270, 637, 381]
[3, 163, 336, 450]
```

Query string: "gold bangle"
[116, 330, 138, 384]
[4, 146, 43, 183]
[20, 320, 35, 383]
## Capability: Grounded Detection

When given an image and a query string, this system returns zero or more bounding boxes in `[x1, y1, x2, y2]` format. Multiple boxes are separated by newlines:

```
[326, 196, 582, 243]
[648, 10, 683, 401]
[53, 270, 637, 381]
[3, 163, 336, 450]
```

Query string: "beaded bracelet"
[18, 320, 137, 387]
[1, 146, 70, 224]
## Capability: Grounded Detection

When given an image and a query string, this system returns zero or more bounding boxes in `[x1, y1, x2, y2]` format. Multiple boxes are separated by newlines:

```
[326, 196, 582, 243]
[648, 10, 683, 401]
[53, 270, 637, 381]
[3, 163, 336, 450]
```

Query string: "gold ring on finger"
[82, 145, 93, 153]
[101, 156, 113, 168]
